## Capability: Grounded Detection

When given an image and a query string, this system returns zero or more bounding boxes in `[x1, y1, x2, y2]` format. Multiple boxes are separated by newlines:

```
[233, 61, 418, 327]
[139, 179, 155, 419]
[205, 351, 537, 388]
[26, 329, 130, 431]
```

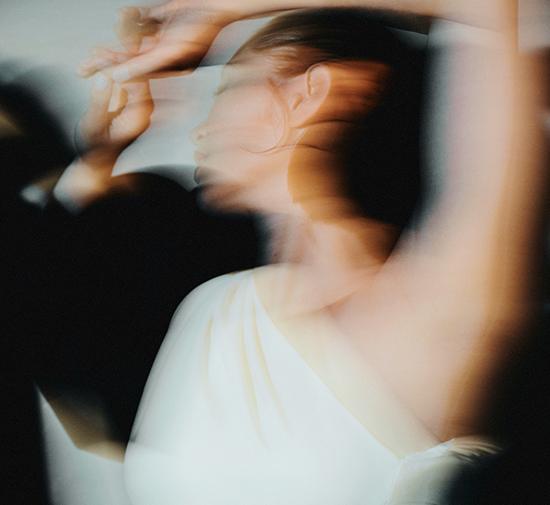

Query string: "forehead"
[219, 53, 275, 89]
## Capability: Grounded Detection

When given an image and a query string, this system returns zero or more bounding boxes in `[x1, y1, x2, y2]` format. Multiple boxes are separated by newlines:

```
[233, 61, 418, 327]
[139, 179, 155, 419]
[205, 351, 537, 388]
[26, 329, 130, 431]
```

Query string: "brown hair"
[232, 9, 425, 227]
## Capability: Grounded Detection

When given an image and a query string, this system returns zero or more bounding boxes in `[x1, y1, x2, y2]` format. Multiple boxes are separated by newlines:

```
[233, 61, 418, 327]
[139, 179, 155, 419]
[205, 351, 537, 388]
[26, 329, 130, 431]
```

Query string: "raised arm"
[57, 9, 156, 212]
[365, 4, 547, 437]
[78, 0, 540, 339]
[400, 9, 544, 326]
[75, 0, 508, 82]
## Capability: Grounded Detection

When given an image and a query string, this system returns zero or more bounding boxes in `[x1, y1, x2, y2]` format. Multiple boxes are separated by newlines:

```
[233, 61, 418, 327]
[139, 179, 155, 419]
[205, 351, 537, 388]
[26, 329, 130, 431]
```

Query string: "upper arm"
[391, 17, 544, 328]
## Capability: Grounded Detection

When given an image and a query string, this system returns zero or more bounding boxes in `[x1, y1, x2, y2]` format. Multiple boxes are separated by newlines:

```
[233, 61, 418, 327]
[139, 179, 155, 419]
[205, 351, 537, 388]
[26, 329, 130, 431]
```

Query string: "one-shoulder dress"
[41, 269, 499, 505]
[123, 270, 498, 505]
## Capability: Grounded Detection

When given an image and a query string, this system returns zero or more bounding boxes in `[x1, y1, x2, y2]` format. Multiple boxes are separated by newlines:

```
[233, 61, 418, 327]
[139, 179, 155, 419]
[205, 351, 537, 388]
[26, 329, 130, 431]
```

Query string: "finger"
[120, 5, 166, 23]
[76, 50, 128, 79]
[119, 6, 153, 22]
[76, 48, 111, 78]
[79, 72, 115, 146]
[108, 78, 151, 114]
[140, 35, 161, 54]
[147, 2, 178, 22]
[91, 46, 126, 65]
[89, 72, 115, 115]
[76, 47, 130, 78]
[110, 98, 153, 142]
[108, 83, 128, 113]
[120, 80, 154, 125]
[110, 35, 217, 82]
[109, 80, 154, 145]
[123, 79, 152, 102]
[115, 7, 160, 54]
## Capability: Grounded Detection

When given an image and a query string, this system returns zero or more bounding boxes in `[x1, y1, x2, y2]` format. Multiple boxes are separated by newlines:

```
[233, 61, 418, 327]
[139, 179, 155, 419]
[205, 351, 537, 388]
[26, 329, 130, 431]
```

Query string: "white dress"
[120, 269, 498, 505]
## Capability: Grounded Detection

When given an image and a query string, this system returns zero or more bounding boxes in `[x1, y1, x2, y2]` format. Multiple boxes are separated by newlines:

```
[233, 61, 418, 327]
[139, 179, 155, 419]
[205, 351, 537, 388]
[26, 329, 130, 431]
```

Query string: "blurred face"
[190, 52, 297, 213]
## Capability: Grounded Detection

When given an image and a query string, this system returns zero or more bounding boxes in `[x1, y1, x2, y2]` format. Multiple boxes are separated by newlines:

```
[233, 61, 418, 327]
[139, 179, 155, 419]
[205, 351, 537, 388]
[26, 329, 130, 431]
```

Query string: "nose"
[190, 120, 206, 146]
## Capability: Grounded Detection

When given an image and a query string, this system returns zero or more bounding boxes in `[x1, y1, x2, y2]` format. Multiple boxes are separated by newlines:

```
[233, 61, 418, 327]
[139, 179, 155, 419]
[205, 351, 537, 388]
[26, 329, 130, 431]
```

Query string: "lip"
[193, 150, 207, 166]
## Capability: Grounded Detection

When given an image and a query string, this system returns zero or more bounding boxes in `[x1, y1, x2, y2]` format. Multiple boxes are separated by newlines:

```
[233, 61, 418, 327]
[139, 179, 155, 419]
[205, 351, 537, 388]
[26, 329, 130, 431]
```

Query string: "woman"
[124, 12, 442, 504]
[45, 2, 542, 504]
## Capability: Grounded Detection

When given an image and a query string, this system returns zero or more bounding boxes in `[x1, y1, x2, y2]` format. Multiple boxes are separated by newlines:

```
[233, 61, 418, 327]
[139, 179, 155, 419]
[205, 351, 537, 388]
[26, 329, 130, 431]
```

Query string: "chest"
[331, 284, 496, 438]
[125, 273, 404, 504]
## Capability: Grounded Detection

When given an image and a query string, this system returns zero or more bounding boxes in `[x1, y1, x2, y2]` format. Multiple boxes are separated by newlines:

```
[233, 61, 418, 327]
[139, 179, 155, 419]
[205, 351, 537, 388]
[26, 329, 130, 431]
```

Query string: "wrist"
[79, 147, 121, 169]
[52, 154, 118, 213]
[53, 159, 101, 213]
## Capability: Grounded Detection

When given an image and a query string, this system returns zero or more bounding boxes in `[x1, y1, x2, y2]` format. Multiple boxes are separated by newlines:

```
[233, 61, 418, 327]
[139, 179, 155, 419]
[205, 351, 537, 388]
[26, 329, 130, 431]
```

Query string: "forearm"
[52, 150, 124, 213]
[233, 0, 512, 30]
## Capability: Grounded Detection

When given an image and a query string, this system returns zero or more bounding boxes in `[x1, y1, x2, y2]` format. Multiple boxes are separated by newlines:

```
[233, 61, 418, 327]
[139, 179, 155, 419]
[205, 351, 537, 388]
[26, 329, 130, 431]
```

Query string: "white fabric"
[124, 270, 498, 505]
[37, 389, 131, 505]
[38, 269, 499, 504]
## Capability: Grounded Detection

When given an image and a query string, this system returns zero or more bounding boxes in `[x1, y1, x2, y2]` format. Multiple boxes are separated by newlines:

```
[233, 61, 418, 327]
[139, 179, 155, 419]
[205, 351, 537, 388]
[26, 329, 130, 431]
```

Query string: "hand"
[61, 61, 154, 208]
[74, 0, 515, 84]
[76, 54, 154, 170]
[76, 1, 244, 82]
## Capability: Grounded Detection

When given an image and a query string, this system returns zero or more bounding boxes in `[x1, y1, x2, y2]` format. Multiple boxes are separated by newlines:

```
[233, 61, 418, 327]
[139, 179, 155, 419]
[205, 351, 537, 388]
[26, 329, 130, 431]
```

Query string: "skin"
[75, 1, 546, 443]
[189, 55, 299, 213]
[76, 0, 512, 81]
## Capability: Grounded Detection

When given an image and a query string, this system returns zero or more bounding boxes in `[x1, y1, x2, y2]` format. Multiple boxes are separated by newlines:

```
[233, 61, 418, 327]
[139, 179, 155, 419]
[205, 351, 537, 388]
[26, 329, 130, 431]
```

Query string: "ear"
[286, 64, 331, 128]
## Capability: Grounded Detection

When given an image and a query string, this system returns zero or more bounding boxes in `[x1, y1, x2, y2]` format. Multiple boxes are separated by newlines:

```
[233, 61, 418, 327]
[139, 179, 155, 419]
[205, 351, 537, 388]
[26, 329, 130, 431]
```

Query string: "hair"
[230, 9, 425, 228]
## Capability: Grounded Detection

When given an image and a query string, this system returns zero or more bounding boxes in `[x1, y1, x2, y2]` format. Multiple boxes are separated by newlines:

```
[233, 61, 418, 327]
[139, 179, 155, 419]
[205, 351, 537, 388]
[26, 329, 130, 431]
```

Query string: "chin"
[196, 184, 253, 216]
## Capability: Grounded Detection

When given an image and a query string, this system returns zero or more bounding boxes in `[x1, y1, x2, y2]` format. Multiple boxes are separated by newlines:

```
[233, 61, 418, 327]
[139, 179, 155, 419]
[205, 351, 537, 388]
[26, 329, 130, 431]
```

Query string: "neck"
[258, 207, 400, 314]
